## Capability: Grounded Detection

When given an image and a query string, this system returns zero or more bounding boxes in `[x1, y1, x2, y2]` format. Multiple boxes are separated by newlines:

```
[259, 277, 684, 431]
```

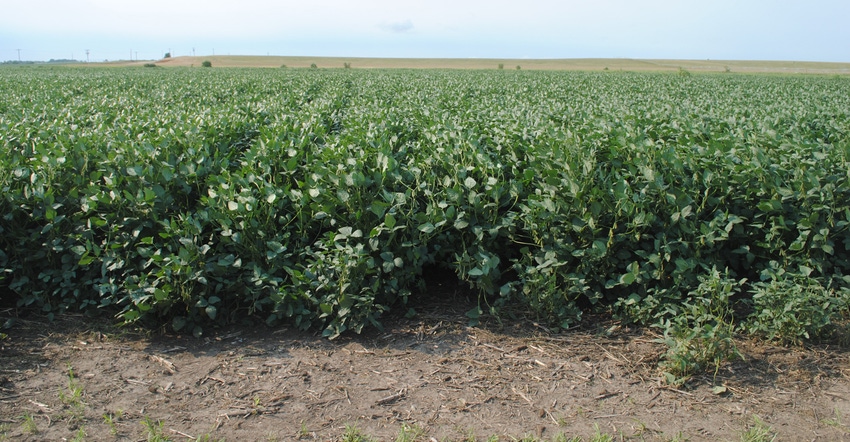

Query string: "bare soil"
[2, 301, 850, 441]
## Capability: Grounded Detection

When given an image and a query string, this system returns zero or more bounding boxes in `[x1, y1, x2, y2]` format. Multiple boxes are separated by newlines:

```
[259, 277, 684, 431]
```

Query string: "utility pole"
[135, 51, 138, 61]
[16, 49, 21, 61]
[192, 47, 195, 57]
[85, 49, 90, 63]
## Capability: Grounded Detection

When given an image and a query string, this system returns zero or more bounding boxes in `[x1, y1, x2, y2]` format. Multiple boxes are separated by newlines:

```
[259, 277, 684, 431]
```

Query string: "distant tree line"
[2, 59, 82, 65]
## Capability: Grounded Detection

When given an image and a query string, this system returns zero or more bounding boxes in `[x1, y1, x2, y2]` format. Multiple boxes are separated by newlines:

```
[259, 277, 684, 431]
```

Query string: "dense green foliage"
[1, 67, 849, 340]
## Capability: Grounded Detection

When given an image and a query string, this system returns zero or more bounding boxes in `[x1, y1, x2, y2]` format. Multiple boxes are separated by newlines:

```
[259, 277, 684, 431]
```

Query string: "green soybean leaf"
[172, 317, 187, 331]
[384, 213, 397, 229]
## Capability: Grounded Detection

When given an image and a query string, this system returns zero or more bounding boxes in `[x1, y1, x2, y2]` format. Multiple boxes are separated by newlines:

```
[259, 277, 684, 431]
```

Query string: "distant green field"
[1, 67, 849, 349]
[114, 55, 850, 74]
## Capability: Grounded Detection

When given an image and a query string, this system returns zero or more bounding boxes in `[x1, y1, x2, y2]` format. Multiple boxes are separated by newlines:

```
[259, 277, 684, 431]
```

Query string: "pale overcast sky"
[2, 0, 848, 62]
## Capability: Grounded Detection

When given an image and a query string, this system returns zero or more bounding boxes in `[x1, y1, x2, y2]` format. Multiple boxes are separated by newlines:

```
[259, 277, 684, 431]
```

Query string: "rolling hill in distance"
[96, 55, 850, 74]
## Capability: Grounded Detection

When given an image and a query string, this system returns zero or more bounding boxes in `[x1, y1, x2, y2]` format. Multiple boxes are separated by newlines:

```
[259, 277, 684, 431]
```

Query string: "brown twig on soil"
[645, 390, 662, 407]
[593, 414, 624, 419]
[218, 409, 250, 418]
[376, 389, 406, 406]
[28, 399, 52, 412]
[528, 344, 548, 355]
[545, 409, 560, 426]
[169, 428, 195, 439]
[595, 390, 622, 400]
[824, 391, 846, 400]
[123, 378, 150, 386]
[532, 359, 548, 368]
[335, 385, 352, 405]
[354, 349, 376, 355]
[71, 345, 104, 350]
[216, 331, 242, 340]
[479, 342, 508, 353]
[148, 354, 177, 374]
[512, 387, 535, 406]
[566, 371, 593, 382]
[660, 386, 694, 396]
[596, 344, 625, 364]
[204, 376, 226, 384]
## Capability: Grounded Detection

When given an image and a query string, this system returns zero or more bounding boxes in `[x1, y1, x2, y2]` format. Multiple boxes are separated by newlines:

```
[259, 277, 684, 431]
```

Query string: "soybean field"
[2, 66, 849, 351]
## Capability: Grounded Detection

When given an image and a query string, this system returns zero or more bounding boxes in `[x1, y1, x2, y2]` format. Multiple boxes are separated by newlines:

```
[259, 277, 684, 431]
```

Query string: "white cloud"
[379, 20, 414, 34]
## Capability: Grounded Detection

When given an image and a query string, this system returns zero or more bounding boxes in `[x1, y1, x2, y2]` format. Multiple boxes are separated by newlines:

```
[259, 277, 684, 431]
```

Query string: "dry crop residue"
[1, 308, 849, 441]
